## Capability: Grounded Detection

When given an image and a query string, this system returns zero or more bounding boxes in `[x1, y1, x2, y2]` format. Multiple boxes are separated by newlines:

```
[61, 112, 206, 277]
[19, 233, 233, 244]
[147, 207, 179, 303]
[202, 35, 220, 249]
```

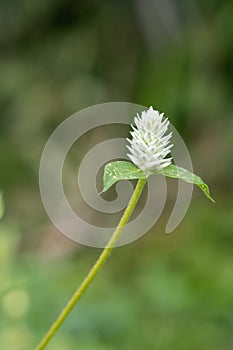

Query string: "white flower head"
[127, 106, 173, 174]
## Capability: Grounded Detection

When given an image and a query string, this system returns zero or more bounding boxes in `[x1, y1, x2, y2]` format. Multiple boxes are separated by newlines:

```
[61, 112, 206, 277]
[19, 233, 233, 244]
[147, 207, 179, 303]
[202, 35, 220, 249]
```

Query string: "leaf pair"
[101, 161, 215, 203]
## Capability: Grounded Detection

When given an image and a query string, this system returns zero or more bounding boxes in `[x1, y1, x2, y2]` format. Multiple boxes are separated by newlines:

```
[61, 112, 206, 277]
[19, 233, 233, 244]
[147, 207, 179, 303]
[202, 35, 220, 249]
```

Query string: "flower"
[126, 106, 173, 174]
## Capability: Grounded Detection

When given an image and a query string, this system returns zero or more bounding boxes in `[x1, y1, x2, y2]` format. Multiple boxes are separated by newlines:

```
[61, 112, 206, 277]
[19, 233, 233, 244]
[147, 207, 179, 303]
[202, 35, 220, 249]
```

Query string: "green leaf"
[101, 161, 147, 193]
[0, 192, 5, 220]
[158, 164, 215, 203]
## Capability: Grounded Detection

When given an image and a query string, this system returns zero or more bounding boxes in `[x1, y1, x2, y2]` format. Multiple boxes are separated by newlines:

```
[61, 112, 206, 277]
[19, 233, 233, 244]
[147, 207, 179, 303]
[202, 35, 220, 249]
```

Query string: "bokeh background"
[0, 0, 233, 349]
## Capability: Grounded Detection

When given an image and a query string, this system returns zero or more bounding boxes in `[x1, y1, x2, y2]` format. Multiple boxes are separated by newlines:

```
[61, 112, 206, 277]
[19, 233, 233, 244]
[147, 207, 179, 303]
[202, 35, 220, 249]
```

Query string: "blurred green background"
[0, 0, 233, 349]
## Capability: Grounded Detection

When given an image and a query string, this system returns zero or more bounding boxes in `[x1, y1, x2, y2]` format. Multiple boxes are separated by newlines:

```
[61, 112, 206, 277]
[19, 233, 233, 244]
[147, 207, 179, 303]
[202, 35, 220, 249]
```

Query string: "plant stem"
[34, 178, 147, 350]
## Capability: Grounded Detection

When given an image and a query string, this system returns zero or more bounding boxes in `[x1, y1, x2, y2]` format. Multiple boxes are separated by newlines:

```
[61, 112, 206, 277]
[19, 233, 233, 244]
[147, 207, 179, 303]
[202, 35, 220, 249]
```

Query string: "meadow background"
[0, 0, 233, 349]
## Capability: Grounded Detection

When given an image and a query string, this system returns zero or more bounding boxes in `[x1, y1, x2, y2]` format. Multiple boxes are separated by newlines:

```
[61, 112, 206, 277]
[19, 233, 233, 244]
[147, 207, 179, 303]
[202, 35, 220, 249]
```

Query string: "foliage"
[102, 161, 215, 202]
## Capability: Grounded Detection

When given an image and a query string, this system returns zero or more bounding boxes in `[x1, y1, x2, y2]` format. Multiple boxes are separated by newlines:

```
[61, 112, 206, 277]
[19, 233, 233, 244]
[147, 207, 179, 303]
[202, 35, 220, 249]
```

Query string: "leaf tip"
[0, 191, 5, 221]
[209, 196, 216, 204]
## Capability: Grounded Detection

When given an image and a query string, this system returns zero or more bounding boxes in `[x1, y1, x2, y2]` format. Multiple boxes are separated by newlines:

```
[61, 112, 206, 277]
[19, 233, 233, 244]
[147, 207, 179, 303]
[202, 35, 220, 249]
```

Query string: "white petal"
[126, 106, 173, 174]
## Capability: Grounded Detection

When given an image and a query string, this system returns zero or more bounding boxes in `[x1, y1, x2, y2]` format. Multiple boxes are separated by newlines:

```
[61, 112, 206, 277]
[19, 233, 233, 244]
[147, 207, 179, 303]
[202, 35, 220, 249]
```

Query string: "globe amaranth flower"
[126, 106, 173, 174]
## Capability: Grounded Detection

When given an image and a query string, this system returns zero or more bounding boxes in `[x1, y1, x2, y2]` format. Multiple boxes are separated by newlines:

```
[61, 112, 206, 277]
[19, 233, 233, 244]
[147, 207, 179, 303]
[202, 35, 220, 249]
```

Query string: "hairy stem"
[35, 178, 147, 350]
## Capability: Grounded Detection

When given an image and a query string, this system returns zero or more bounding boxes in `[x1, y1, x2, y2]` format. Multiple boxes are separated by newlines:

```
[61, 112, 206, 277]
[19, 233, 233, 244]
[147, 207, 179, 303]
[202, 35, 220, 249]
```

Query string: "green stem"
[34, 178, 147, 350]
